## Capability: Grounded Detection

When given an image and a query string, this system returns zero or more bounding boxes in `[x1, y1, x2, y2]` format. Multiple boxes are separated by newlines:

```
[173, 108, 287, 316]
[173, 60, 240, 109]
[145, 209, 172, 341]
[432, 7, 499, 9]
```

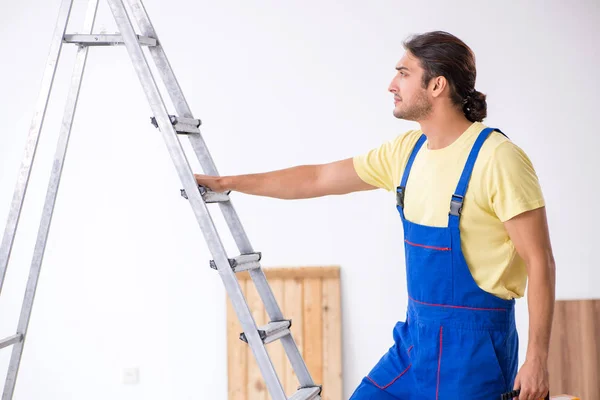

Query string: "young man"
[195, 31, 555, 400]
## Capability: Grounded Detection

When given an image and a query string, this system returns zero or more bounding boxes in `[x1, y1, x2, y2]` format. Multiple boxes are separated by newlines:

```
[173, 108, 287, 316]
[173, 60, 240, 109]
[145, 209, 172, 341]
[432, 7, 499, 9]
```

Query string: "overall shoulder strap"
[448, 127, 506, 228]
[396, 134, 426, 218]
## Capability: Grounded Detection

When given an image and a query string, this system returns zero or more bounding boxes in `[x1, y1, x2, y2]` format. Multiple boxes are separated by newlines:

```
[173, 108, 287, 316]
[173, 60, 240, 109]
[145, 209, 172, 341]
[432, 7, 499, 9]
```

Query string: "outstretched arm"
[194, 158, 376, 199]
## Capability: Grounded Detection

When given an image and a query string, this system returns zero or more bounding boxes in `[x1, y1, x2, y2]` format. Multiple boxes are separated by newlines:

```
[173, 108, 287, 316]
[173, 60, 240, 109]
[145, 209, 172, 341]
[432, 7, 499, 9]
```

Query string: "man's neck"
[419, 112, 474, 150]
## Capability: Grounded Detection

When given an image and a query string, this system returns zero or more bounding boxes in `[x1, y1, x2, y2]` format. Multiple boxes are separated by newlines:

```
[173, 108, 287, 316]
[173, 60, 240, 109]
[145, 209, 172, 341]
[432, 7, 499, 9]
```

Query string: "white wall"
[0, 0, 598, 398]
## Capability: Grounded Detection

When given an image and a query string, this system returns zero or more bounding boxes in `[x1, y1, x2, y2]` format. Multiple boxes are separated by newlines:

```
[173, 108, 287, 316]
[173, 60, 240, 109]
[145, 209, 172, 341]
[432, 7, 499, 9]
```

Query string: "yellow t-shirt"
[353, 122, 545, 300]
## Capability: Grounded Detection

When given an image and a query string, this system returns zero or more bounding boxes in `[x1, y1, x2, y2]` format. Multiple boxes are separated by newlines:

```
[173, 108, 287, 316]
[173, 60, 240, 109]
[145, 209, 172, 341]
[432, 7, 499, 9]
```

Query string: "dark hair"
[403, 31, 486, 122]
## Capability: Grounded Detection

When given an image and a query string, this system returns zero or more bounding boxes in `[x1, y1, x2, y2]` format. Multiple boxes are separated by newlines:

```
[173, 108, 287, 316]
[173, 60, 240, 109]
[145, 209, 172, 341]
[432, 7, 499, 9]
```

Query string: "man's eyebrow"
[395, 66, 410, 71]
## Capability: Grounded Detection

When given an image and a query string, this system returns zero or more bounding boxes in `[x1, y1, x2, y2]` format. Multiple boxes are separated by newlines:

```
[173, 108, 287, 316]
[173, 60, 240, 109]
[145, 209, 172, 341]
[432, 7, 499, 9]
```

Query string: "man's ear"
[430, 76, 448, 98]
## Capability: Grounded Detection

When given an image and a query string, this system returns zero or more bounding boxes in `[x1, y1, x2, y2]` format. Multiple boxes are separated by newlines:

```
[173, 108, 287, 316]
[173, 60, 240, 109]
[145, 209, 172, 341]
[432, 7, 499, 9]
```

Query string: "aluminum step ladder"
[0, 1, 321, 399]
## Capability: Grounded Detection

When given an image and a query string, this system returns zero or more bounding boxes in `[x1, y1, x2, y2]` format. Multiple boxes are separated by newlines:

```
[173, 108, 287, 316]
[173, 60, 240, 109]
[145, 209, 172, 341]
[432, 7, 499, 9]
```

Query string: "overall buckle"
[449, 194, 464, 216]
[396, 186, 405, 208]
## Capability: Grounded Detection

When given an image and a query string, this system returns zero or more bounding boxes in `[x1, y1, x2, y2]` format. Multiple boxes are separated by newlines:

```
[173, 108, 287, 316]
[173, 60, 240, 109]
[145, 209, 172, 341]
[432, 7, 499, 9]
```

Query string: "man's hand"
[194, 174, 225, 192]
[512, 357, 549, 400]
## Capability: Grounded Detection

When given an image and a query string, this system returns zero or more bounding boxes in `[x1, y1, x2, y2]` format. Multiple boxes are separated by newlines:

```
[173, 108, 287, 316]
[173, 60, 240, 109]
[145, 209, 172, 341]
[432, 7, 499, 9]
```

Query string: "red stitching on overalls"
[436, 326, 443, 400]
[409, 295, 508, 312]
[404, 239, 451, 251]
[367, 364, 412, 390]
[407, 345, 413, 354]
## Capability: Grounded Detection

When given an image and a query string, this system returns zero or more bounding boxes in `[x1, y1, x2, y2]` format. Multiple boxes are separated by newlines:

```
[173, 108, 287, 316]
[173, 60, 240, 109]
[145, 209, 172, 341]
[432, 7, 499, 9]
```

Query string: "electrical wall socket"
[123, 367, 140, 385]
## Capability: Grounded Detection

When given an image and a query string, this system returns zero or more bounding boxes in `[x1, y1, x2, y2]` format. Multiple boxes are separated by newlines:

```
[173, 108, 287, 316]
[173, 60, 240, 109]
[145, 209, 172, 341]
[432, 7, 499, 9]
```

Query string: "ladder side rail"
[2, 1, 100, 398]
[123, 2, 316, 388]
[0, 0, 75, 297]
[125, 0, 317, 390]
[104, 1, 288, 399]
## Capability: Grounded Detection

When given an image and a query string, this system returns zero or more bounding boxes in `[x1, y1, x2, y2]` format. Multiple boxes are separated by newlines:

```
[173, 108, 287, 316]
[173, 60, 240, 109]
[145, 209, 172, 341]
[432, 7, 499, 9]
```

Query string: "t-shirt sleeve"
[352, 140, 397, 191]
[487, 141, 546, 222]
[352, 131, 416, 192]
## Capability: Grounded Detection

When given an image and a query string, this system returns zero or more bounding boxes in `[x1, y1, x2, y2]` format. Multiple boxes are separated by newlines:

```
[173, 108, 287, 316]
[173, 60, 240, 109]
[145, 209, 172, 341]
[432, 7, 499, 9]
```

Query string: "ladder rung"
[0, 334, 23, 350]
[240, 320, 292, 344]
[288, 386, 322, 400]
[200, 188, 231, 203]
[210, 252, 261, 273]
[63, 34, 157, 46]
[173, 116, 202, 128]
[150, 114, 201, 134]
[179, 186, 231, 203]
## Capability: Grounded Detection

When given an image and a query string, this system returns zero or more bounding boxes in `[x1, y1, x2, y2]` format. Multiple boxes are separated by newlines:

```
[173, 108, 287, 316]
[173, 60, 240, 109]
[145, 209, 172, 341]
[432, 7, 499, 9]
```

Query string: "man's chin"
[393, 110, 409, 120]
[393, 108, 422, 122]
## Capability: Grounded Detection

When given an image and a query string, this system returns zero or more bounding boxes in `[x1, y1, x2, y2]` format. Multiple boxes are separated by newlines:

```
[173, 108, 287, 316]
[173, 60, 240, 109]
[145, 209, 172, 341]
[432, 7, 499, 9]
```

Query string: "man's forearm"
[220, 165, 320, 199]
[525, 257, 556, 361]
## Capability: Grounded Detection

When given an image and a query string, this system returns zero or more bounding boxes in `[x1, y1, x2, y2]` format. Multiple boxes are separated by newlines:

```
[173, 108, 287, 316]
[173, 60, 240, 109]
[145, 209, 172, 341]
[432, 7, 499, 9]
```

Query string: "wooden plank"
[548, 299, 600, 400]
[237, 266, 340, 281]
[246, 280, 268, 400]
[559, 301, 585, 395]
[579, 301, 600, 399]
[227, 266, 342, 400]
[563, 301, 584, 395]
[283, 277, 304, 396]
[227, 280, 248, 400]
[548, 301, 566, 395]
[322, 277, 342, 400]
[577, 300, 599, 400]
[303, 278, 323, 386]
[265, 279, 286, 399]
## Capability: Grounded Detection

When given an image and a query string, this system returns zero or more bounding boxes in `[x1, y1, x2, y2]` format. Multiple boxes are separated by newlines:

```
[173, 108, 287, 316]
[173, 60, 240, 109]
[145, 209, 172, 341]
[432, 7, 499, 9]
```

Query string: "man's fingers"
[194, 174, 211, 185]
[512, 375, 521, 399]
[524, 383, 548, 399]
[519, 387, 546, 400]
[194, 174, 223, 192]
[515, 382, 549, 400]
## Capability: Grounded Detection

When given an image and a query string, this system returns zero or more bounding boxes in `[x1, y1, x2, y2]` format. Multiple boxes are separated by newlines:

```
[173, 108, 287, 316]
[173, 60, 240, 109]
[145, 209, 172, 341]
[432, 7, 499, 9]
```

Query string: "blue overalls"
[349, 127, 519, 399]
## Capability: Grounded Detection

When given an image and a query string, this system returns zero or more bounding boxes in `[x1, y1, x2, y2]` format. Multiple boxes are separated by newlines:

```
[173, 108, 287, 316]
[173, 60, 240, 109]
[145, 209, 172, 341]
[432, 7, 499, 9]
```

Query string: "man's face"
[388, 52, 432, 121]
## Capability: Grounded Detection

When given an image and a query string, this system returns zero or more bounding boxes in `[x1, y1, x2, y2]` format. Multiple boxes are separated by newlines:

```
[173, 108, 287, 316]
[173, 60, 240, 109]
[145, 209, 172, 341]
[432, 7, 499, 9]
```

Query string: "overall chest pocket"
[404, 238, 454, 304]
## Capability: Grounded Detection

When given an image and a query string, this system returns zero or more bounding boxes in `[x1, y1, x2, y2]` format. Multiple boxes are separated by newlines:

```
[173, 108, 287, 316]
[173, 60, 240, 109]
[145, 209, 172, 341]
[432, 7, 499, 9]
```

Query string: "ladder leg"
[123, 0, 317, 392]
[0, 0, 74, 297]
[2, 2, 99, 399]
[104, 2, 290, 399]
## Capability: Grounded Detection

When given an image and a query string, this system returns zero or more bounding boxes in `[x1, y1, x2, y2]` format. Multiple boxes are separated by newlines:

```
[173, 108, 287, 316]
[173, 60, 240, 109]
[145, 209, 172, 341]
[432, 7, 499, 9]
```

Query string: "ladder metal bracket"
[240, 319, 292, 344]
[180, 185, 231, 203]
[0, 334, 23, 350]
[209, 252, 261, 272]
[199, 185, 231, 203]
[288, 386, 322, 400]
[150, 114, 201, 134]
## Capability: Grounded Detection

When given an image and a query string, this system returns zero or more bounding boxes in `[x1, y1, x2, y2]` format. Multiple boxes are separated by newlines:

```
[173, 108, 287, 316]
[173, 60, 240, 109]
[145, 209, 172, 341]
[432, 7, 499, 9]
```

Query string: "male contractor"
[195, 31, 555, 400]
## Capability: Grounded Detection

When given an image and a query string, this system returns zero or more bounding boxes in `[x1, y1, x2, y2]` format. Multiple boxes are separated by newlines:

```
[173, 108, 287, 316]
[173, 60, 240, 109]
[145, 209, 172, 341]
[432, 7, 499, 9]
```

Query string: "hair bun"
[463, 90, 487, 122]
